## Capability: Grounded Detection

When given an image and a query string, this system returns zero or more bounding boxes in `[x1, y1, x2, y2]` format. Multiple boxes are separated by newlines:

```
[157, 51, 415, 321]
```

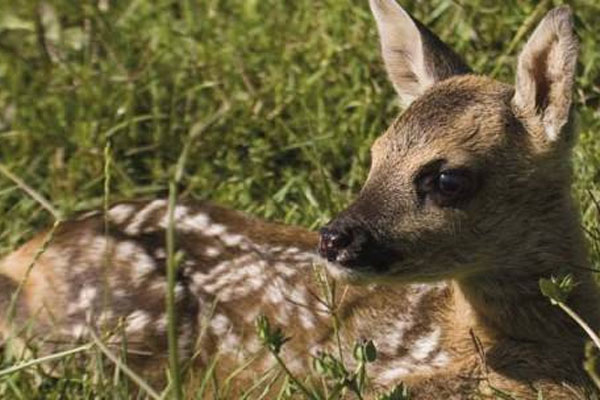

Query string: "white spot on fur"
[244, 336, 262, 353]
[71, 324, 87, 339]
[286, 286, 309, 306]
[125, 199, 167, 235]
[68, 286, 98, 315]
[183, 259, 196, 270]
[126, 310, 151, 333]
[284, 247, 300, 255]
[156, 314, 168, 332]
[378, 365, 410, 382]
[181, 212, 210, 232]
[108, 204, 136, 224]
[79, 286, 97, 307]
[285, 358, 304, 373]
[545, 124, 557, 141]
[389, 321, 411, 351]
[174, 283, 185, 300]
[217, 287, 242, 302]
[148, 281, 184, 299]
[410, 327, 441, 361]
[205, 246, 220, 258]
[178, 322, 195, 357]
[211, 314, 231, 336]
[221, 233, 244, 247]
[115, 241, 156, 284]
[77, 210, 101, 220]
[298, 310, 317, 330]
[189, 251, 283, 300]
[213, 261, 265, 301]
[246, 274, 265, 290]
[74, 235, 111, 269]
[292, 252, 316, 262]
[431, 351, 450, 367]
[243, 308, 261, 323]
[97, 311, 113, 326]
[242, 263, 263, 278]
[157, 205, 189, 229]
[191, 271, 210, 289]
[262, 283, 284, 305]
[202, 256, 265, 294]
[41, 247, 70, 274]
[133, 253, 156, 283]
[309, 344, 325, 357]
[115, 241, 139, 261]
[274, 262, 296, 277]
[222, 332, 241, 351]
[154, 248, 166, 259]
[150, 280, 166, 292]
[173, 205, 189, 221]
[205, 223, 226, 236]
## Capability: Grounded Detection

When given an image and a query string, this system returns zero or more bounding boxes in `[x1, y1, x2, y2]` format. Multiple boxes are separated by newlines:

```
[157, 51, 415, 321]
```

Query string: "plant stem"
[584, 355, 600, 391]
[0, 343, 93, 377]
[102, 138, 112, 331]
[0, 164, 62, 220]
[89, 330, 161, 400]
[271, 352, 319, 400]
[557, 302, 600, 350]
[6, 220, 61, 326]
[166, 179, 183, 400]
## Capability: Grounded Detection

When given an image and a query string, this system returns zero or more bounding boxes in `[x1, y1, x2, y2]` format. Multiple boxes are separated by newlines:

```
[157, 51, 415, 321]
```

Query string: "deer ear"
[369, 0, 471, 107]
[513, 6, 578, 142]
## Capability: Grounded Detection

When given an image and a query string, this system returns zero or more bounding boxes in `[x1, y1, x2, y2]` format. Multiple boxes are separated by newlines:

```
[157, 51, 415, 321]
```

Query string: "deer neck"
[450, 203, 600, 346]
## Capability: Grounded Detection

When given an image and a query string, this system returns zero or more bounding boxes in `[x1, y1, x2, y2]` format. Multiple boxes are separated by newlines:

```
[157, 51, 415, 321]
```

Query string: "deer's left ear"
[513, 6, 578, 142]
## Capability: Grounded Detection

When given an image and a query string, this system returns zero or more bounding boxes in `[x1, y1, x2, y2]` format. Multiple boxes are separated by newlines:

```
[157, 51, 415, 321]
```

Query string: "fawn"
[1, 0, 599, 398]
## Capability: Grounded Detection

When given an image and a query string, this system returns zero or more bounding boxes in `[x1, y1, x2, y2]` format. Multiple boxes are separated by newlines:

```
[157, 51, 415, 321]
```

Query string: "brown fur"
[0, 2, 598, 399]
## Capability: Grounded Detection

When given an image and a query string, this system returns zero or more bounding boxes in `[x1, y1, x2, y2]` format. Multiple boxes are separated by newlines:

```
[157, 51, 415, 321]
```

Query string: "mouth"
[330, 245, 399, 271]
[318, 247, 399, 283]
[321, 259, 381, 283]
[320, 254, 447, 284]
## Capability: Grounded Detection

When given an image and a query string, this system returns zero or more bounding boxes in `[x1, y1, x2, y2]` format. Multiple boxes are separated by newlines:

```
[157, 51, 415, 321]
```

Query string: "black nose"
[318, 218, 373, 268]
[319, 226, 353, 262]
[319, 218, 398, 271]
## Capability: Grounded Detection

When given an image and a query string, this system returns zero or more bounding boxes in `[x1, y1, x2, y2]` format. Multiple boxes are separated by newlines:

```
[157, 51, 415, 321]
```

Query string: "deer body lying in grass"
[1, 1, 599, 398]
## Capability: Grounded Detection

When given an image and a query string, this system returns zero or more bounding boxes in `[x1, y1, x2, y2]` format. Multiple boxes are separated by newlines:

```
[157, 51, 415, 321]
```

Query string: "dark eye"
[433, 170, 473, 206]
[417, 168, 476, 207]
[437, 171, 469, 197]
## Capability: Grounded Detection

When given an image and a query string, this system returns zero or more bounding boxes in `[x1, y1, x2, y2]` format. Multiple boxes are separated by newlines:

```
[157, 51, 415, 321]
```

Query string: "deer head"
[319, 0, 580, 283]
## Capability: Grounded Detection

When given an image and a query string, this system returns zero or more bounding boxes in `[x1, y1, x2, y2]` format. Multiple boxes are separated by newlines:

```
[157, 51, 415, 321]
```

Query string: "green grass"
[1, 0, 600, 398]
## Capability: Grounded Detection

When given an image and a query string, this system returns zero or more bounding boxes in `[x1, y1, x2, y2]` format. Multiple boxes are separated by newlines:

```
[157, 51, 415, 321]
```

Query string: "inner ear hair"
[513, 6, 578, 142]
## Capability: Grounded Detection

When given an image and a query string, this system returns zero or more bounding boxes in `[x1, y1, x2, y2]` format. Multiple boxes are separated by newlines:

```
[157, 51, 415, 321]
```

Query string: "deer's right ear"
[370, 0, 471, 107]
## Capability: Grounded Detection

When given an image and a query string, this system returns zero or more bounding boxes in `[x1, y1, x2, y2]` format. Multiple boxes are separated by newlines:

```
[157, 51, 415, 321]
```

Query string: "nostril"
[328, 230, 352, 249]
[318, 227, 353, 262]
[319, 222, 385, 270]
